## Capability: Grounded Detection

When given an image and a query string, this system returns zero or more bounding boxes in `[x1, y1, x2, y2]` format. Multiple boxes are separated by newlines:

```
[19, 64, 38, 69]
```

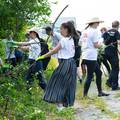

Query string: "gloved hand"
[48, 42, 52, 49]
[36, 56, 45, 61]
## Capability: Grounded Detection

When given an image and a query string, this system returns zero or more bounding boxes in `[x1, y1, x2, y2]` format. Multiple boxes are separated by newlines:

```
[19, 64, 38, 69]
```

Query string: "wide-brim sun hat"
[28, 27, 40, 35]
[28, 27, 48, 38]
[27, 27, 42, 38]
[86, 17, 104, 24]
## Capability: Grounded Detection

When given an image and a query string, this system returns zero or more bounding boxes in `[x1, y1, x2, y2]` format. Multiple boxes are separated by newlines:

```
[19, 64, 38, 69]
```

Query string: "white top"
[58, 37, 75, 59]
[29, 38, 41, 60]
[3, 39, 15, 59]
[80, 27, 101, 60]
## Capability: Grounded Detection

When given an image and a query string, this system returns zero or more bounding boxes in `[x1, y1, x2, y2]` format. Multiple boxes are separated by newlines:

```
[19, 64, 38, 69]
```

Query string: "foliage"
[0, 59, 75, 120]
[0, 0, 51, 39]
[44, 58, 58, 80]
[97, 45, 106, 61]
[0, 40, 6, 59]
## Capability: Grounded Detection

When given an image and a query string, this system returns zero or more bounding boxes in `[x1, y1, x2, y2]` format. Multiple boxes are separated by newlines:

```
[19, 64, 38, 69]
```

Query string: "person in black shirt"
[103, 21, 120, 90]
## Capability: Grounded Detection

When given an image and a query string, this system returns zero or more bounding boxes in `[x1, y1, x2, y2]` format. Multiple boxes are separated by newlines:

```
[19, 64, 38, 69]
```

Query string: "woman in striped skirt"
[36, 22, 77, 111]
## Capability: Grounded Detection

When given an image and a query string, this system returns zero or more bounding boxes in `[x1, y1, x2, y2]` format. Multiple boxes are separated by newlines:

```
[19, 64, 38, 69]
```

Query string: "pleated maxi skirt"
[43, 58, 77, 106]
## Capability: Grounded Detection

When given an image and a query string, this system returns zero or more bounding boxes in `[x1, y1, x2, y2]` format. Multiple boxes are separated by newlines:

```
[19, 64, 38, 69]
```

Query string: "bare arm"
[94, 42, 102, 48]
[18, 46, 29, 52]
[16, 42, 31, 46]
[43, 43, 62, 58]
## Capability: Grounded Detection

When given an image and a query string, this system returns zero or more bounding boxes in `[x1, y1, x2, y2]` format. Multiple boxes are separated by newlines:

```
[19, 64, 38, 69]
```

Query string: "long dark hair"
[31, 31, 49, 57]
[61, 22, 81, 61]
[30, 31, 44, 44]
[85, 23, 94, 30]
[36, 33, 45, 44]
[61, 22, 80, 47]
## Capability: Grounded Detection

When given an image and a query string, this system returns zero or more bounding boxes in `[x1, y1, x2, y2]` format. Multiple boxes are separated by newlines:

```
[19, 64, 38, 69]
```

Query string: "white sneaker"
[56, 104, 65, 112]
[57, 106, 65, 112]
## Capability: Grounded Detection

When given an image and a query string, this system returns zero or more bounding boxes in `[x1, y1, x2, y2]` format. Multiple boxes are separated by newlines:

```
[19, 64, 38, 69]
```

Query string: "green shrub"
[0, 59, 75, 120]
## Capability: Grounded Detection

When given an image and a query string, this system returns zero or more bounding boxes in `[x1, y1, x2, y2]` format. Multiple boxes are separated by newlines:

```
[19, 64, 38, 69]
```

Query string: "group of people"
[1, 31, 24, 67]
[1, 17, 120, 111]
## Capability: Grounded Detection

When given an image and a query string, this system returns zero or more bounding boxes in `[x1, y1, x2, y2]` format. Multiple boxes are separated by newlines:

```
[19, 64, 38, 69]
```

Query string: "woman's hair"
[61, 22, 72, 37]
[85, 23, 95, 30]
[35, 32, 45, 43]
[61, 22, 80, 38]
[61, 22, 80, 47]
[30, 31, 44, 43]
[85, 22, 100, 30]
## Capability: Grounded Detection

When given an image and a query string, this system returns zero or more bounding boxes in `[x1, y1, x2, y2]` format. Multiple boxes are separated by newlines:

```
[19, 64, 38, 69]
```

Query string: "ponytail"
[85, 25, 89, 30]
[85, 23, 94, 30]
[36, 33, 45, 44]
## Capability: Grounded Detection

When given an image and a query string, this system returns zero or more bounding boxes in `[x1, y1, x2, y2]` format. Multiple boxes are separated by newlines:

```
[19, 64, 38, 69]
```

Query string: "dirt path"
[74, 78, 120, 120]
[74, 101, 112, 120]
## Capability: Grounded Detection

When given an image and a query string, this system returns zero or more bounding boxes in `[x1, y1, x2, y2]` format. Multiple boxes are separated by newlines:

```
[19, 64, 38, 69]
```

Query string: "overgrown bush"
[0, 59, 75, 120]
[0, 39, 6, 59]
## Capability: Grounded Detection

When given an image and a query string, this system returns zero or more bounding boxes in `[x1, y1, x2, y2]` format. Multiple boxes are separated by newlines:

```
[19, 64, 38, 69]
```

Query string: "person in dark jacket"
[103, 21, 120, 90]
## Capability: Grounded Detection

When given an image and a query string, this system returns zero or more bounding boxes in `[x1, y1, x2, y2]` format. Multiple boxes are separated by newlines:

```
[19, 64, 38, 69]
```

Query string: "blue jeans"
[26, 60, 47, 90]
[28, 59, 35, 65]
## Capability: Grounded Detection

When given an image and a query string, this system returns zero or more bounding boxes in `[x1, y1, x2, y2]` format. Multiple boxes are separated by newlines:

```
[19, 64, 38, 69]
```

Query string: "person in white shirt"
[13, 28, 47, 90]
[37, 22, 77, 111]
[45, 26, 62, 58]
[3, 32, 16, 67]
[80, 18, 109, 97]
[28, 37, 41, 64]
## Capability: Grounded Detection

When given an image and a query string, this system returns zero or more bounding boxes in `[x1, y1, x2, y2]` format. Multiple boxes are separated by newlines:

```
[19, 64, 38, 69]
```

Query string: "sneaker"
[57, 106, 65, 112]
[98, 92, 110, 97]
[56, 104, 65, 112]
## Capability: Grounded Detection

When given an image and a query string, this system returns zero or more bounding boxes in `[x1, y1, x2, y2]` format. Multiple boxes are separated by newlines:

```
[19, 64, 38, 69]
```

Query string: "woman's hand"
[94, 42, 103, 48]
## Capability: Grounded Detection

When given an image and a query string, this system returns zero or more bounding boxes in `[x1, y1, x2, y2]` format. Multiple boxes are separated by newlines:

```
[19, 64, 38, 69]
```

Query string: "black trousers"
[6, 58, 16, 67]
[105, 53, 119, 89]
[26, 60, 47, 90]
[82, 60, 102, 96]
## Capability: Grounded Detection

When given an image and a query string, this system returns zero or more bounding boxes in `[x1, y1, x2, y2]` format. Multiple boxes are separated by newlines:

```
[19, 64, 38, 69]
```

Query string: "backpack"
[40, 39, 51, 70]
[73, 37, 81, 63]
